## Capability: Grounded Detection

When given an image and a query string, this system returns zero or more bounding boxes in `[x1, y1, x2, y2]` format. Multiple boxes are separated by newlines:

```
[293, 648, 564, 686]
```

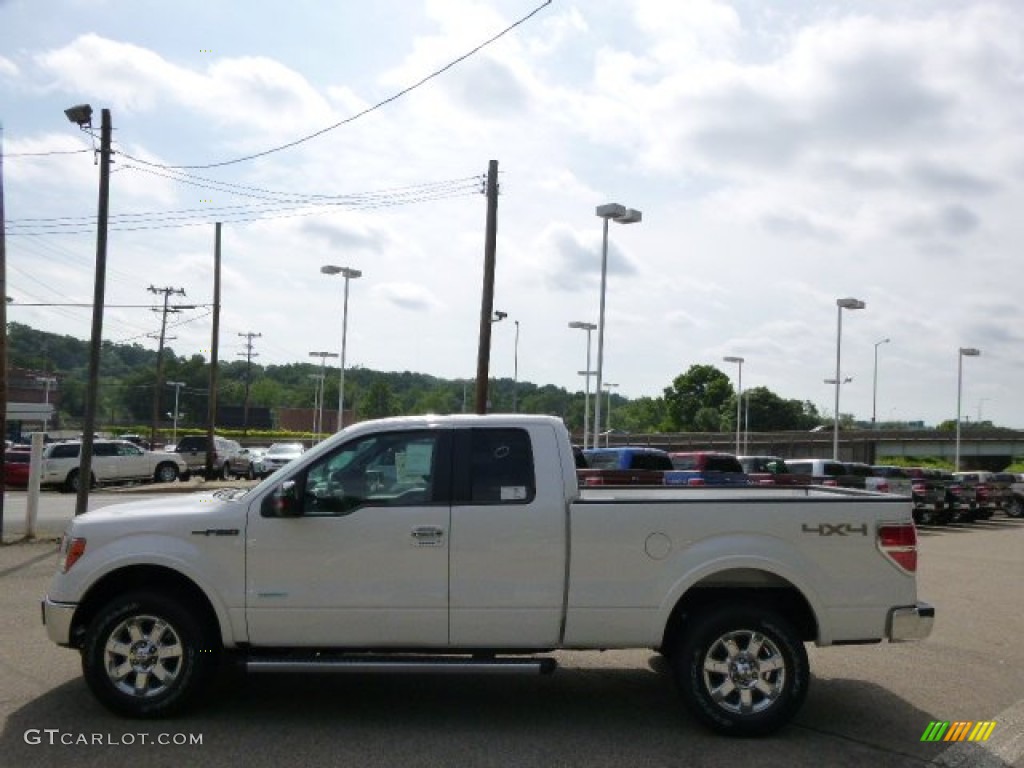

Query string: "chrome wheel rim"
[702, 630, 786, 715]
[103, 614, 184, 698]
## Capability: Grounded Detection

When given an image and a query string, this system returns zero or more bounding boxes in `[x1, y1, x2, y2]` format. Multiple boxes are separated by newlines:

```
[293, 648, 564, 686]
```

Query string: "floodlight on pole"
[569, 321, 597, 449]
[955, 347, 981, 471]
[321, 265, 361, 431]
[723, 356, 744, 455]
[65, 103, 111, 517]
[593, 203, 641, 448]
[833, 297, 865, 460]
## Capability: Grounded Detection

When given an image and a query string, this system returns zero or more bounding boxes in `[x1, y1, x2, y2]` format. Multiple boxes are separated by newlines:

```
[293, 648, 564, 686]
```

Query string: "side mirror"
[261, 479, 302, 518]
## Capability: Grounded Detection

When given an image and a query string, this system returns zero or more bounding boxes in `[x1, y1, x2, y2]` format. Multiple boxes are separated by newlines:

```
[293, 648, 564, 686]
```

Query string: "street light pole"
[593, 203, 641, 448]
[308, 351, 338, 441]
[166, 381, 185, 446]
[723, 356, 744, 455]
[64, 103, 110, 517]
[512, 320, 519, 413]
[872, 338, 890, 426]
[955, 347, 981, 471]
[833, 297, 866, 460]
[568, 321, 597, 449]
[603, 383, 618, 447]
[321, 265, 361, 431]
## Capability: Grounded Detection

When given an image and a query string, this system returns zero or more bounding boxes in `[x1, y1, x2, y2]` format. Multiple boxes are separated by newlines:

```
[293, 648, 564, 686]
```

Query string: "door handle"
[410, 526, 445, 546]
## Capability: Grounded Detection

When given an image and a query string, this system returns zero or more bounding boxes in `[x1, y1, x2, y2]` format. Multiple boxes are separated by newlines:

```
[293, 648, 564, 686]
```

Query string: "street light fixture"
[833, 297, 865, 460]
[166, 381, 185, 445]
[308, 351, 339, 441]
[723, 356, 744, 455]
[593, 203, 641, 448]
[321, 265, 361, 431]
[569, 321, 597, 449]
[955, 347, 981, 471]
[872, 338, 890, 426]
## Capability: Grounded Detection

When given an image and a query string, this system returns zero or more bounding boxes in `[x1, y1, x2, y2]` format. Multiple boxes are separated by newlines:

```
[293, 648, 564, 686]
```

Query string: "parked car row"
[3, 436, 310, 490]
[573, 446, 1024, 524]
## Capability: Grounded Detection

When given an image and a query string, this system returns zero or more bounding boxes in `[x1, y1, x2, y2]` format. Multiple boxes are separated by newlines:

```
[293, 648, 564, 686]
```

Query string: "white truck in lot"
[43, 414, 933, 736]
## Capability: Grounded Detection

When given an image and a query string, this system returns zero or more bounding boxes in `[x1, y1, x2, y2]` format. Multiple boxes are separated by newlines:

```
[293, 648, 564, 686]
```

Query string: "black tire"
[154, 462, 179, 484]
[671, 604, 808, 737]
[81, 591, 220, 718]
[1007, 496, 1024, 519]
[64, 469, 95, 494]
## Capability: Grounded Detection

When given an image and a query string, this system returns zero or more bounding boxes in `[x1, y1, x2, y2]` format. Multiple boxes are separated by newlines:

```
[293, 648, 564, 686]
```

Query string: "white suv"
[41, 440, 187, 492]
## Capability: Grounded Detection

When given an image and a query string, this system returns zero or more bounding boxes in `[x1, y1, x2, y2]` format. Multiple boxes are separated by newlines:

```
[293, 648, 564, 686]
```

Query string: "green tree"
[359, 380, 399, 419]
[663, 365, 734, 431]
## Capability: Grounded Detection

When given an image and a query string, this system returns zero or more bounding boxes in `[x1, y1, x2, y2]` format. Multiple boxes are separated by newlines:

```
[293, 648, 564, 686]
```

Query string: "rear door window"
[458, 428, 536, 504]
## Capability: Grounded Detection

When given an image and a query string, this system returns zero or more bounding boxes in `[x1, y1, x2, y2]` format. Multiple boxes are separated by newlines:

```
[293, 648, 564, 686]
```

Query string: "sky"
[1, 0, 1022, 428]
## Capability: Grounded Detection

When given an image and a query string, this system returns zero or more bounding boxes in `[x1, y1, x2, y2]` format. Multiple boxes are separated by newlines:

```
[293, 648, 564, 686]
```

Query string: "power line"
[115, 1, 552, 170]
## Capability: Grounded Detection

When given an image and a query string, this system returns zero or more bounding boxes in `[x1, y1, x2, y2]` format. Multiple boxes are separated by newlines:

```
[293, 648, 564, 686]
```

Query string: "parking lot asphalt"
[0, 515, 1022, 768]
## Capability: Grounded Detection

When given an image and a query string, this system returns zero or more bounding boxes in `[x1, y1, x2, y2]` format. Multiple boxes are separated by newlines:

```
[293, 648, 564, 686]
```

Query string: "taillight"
[59, 535, 87, 573]
[878, 523, 917, 573]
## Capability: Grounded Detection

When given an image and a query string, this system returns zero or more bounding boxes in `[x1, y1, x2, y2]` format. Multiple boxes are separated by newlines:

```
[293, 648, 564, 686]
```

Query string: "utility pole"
[474, 160, 499, 415]
[1, 125, 8, 539]
[148, 285, 187, 448]
[205, 223, 221, 479]
[75, 107, 112, 517]
[237, 331, 261, 433]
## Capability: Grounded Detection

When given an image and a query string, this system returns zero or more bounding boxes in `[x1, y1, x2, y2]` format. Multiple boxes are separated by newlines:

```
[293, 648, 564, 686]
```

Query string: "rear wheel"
[81, 591, 220, 718]
[64, 469, 95, 493]
[154, 462, 179, 484]
[671, 604, 808, 736]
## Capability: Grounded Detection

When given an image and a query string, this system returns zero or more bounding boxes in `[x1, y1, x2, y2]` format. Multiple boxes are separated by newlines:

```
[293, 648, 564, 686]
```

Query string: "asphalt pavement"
[0, 504, 1022, 767]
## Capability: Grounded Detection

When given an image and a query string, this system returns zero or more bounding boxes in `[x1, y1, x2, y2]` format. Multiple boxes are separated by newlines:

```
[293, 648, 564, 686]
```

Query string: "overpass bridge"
[603, 428, 1024, 471]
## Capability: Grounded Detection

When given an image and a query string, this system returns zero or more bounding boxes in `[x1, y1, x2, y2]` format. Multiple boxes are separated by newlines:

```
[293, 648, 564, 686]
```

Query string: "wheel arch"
[70, 565, 223, 650]
[661, 569, 819, 654]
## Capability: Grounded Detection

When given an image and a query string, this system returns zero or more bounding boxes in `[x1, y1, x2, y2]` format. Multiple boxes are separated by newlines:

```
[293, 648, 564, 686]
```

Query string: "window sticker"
[500, 486, 527, 501]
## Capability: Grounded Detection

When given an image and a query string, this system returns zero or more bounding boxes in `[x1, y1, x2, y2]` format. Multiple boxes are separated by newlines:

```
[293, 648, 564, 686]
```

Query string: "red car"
[3, 451, 32, 487]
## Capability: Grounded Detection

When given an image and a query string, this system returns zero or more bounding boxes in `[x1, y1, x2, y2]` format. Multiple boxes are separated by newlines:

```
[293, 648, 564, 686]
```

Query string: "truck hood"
[73, 489, 249, 532]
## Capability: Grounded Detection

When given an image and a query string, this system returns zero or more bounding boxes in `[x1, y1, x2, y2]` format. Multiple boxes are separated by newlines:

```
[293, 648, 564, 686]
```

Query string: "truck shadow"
[0, 655, 979, 767]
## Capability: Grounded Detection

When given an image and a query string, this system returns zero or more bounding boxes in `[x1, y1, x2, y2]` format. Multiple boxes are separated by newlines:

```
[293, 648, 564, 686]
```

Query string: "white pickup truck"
[43, 414, 933, 736]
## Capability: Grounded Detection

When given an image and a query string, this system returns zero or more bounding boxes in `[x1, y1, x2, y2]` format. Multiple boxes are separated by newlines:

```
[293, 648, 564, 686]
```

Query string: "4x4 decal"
[801, 523, 869, 536]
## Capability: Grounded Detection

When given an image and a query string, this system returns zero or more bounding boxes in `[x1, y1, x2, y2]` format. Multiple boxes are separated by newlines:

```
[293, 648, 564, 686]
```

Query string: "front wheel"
[671, 604, 809, 736]
[153, 462, 179, 484]
[81, 591, 220, 718]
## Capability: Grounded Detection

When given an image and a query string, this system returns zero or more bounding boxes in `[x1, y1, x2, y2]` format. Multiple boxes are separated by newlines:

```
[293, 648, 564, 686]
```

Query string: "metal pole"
[512, 320, 519, 413]
[338, 273, 352, 430]
[735, 361, 742, 454]
[833, 305, 842, 462]
[955, 351, 963, 472]
[593, 217, 610, 447]
[583, 328, 592, 449]
[75, 108, 112, 516]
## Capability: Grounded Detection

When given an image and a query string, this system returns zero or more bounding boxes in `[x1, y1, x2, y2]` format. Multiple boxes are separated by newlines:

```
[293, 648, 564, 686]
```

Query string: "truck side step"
[246, 654, 558, 676]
